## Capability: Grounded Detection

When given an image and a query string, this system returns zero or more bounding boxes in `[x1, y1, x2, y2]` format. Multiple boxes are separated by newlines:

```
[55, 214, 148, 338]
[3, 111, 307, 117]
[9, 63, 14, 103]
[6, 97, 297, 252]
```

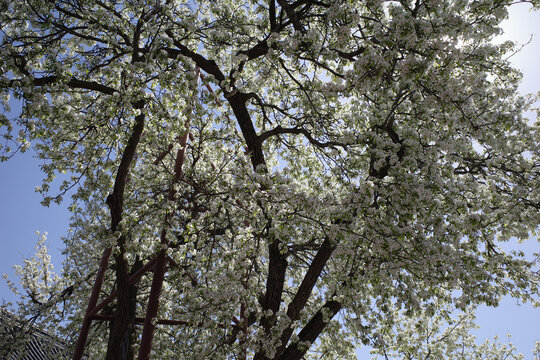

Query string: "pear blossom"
[1, 0, 539, 359]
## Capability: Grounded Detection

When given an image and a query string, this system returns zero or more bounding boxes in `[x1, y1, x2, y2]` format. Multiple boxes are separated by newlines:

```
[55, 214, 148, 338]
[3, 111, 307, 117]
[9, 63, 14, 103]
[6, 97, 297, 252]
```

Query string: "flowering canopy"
[1, 0, 539, 359]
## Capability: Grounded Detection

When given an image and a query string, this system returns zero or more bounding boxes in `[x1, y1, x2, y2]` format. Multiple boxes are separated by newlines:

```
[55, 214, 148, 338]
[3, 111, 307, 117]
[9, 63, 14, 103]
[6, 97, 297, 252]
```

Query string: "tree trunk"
[104, 111, 145, 358]
[105, 253, 142, 360]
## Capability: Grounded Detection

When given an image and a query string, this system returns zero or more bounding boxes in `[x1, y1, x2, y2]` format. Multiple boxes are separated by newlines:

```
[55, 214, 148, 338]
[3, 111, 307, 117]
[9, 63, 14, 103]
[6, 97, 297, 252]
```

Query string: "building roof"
[0, 309, 71, 360]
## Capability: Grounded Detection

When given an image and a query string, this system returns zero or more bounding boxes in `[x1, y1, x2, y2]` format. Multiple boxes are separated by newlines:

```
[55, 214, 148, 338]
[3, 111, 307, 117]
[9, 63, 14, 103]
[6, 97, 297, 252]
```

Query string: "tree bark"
[104, 110, 145, 360]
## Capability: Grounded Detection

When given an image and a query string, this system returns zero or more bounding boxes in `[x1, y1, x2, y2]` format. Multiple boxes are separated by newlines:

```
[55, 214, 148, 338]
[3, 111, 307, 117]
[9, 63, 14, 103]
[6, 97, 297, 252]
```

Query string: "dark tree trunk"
[105, 254, 142, 360]
[104, 110, 145, 358]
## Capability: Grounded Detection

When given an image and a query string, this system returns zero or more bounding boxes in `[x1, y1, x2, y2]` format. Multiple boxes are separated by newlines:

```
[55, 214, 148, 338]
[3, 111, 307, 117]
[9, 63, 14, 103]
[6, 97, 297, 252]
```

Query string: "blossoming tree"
[1, 0, 538, 359]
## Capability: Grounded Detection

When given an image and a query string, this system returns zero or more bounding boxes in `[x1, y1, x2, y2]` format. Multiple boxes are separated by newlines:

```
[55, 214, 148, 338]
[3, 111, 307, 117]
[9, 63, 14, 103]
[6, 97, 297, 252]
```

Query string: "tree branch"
[270, 0, 277, 31]
[163, 31, 226, 83]
[259, 125, 344, 149]
[277, 0, 304, 32]
[278, 299, 342, 360]
[106, 102, 145, 231]
[261, 240, 288, 325]
[6, 75, 117, 95]
[276, 238, 335, 354]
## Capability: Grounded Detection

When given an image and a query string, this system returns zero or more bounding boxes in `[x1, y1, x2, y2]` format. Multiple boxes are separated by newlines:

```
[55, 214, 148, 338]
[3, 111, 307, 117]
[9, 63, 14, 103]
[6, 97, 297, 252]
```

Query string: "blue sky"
[1, 3, 539, 358]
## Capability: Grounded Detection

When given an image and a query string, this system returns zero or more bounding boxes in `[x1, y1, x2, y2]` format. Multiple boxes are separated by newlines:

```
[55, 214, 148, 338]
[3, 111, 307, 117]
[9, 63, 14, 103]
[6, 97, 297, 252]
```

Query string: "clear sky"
[0, 3, 538, 359]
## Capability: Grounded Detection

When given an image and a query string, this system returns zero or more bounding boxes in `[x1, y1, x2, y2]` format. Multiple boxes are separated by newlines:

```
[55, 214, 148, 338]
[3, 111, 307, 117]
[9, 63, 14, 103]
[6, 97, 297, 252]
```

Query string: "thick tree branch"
[106, 103, 145, 231]
[7, 51, 117, 94]
[164, 33, 267, 168]
[277, 300, 342, 360]
[163, 31, 226, 83]
[270, 0, 277, 31]
[226, 93, 266, 169]
[104, 103, 145, 360]
[239, 39, 270, 61]
[254, 238, 336, 360]
[277, 0, 304, 32]
[276, 238, 335, 354]
[330, 47, 367, 61]
[6, 75, 117, 95]
[261, 240, 288, 324]
[163, 32, 269, 169]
